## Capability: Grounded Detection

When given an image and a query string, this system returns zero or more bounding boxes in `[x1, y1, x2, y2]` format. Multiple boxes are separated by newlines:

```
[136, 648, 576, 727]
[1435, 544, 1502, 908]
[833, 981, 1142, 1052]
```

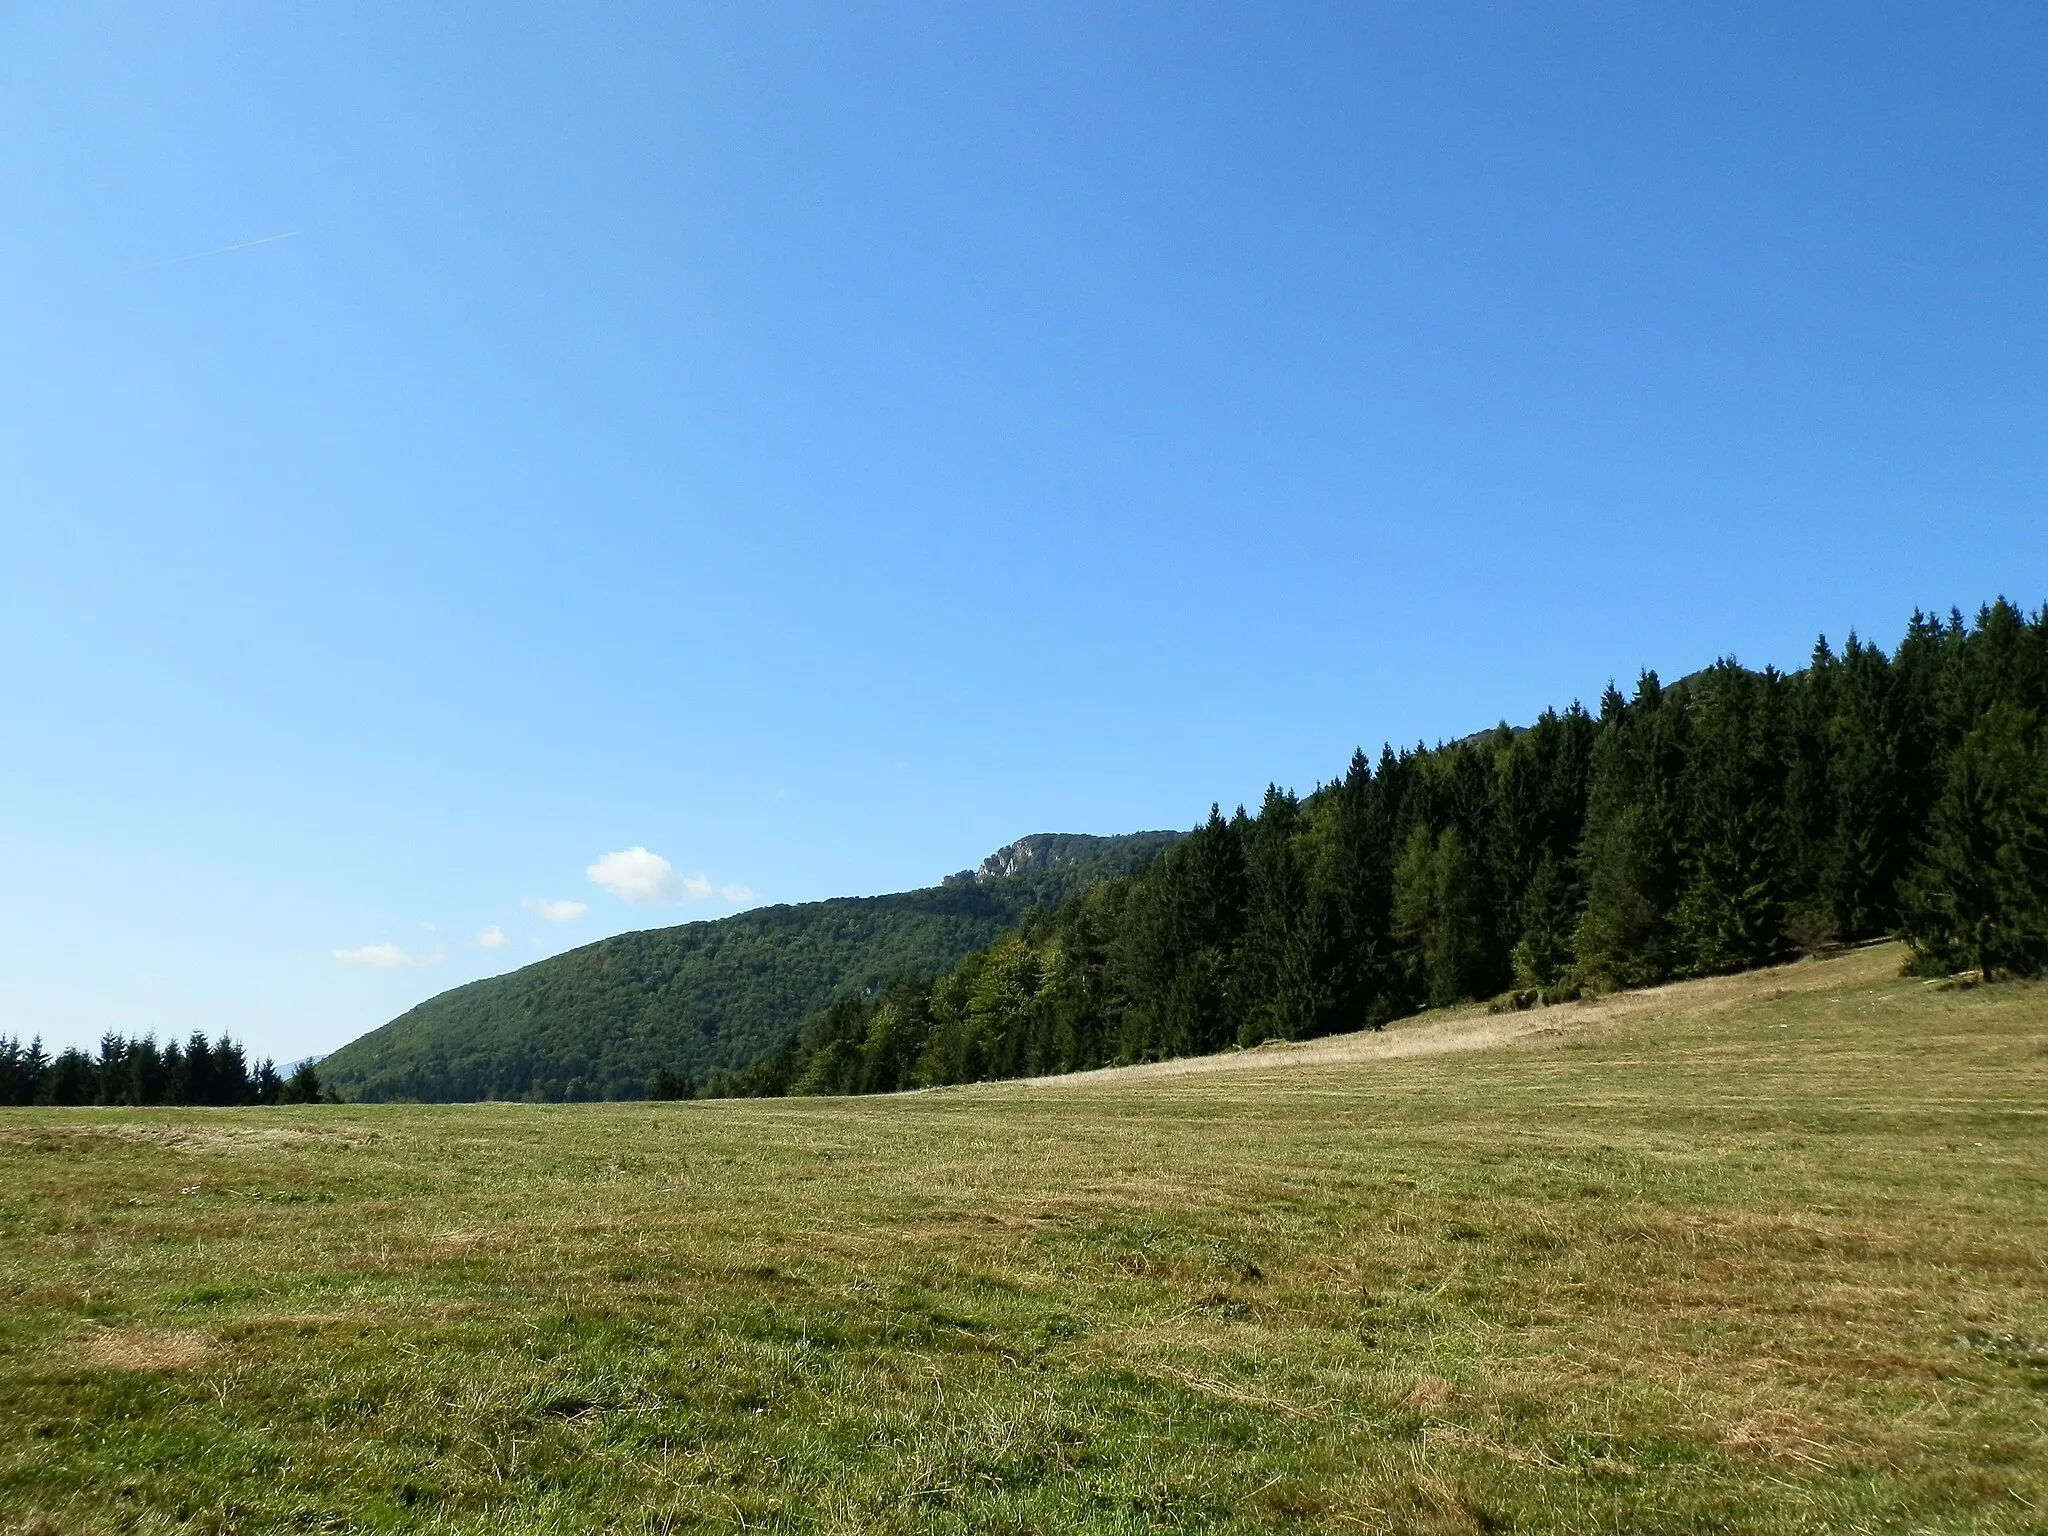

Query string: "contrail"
[158, 231, 300, 267]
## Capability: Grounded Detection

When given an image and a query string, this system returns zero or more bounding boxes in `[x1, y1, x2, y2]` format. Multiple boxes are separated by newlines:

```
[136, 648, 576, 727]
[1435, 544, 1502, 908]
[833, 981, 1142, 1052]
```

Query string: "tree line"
[0, 1032, 332, 1107]
[706, 599, 2048, 1098]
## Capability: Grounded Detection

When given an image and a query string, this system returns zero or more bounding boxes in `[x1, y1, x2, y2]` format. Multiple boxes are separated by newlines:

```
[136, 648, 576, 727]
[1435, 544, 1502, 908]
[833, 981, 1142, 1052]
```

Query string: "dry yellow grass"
[71, 1330, 211, 1374]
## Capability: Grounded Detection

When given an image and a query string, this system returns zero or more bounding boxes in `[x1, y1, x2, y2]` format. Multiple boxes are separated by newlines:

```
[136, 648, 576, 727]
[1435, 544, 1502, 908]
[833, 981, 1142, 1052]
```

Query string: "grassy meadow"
[3, 943, 2044, 1533]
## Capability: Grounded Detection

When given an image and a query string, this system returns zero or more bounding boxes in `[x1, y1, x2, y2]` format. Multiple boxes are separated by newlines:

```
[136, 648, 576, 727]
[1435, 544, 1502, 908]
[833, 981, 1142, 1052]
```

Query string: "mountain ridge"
[321, 831, 1179, 1102]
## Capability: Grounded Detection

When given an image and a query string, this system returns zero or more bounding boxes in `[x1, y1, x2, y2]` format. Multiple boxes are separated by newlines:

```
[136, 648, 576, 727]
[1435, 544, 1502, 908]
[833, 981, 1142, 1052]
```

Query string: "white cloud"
[332, 943, 438, 969]
[523, 898, 588, 922]
[586, 846, 709, 906]
[720, 884, 755, 903]
[474, 925, 507, 950]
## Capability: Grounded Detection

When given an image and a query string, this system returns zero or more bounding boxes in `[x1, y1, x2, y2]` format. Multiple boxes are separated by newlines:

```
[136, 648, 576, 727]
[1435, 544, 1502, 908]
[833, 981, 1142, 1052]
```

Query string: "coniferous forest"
[0, 1031, 329, 1107]
[714, 600, 2048, 1098]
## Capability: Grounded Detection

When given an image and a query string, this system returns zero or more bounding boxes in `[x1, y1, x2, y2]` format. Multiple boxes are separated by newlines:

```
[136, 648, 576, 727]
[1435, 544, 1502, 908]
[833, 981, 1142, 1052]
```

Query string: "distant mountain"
[320, 832, 1179, 1102]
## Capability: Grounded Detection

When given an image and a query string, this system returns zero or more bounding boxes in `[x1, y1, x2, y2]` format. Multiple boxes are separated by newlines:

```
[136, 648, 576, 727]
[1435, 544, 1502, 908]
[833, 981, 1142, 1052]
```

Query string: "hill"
[727, 598, 2047, 1100]
[8, 944, 2043, 1531]
[320, 832, 1178, 1103]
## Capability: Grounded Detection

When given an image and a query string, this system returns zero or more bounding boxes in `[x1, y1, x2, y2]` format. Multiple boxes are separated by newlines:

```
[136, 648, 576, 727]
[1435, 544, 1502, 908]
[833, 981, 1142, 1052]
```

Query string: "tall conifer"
[1899, 701, 2048, 978]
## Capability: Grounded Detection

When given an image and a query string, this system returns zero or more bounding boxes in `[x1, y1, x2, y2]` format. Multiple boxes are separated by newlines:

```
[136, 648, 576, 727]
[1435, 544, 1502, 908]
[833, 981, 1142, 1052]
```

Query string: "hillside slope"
[1020, 938, 1904, 1087]
[321, 832, 1176, 1102]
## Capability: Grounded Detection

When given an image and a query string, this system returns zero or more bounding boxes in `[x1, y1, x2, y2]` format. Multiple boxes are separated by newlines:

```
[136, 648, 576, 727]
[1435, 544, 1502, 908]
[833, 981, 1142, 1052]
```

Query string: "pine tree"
[1511, 855, 1577, 994]
[20, 1038, 50, 1105]
[1781, 637, 1840, 947]
[1673, 663, 1794, 975]
[1573, 676, 1686, 990]
[1236, 786, 1338, 1044]
[1822, 634, 1914, 939]
[1311, 748, 1401, 1027]
[126, 1037, 167, 1107]
[42, 1048, 96, 1106]
[212, 1037, 249, 1105]
[1899, 701, 2048, 978]
[1116, 806, 1246, 1059]
[95, 1033, 129, 1106]
[1488, 710, 1595, 994]
[1393, 824, 1487, 1007]
[252, 1059, 285, 1103]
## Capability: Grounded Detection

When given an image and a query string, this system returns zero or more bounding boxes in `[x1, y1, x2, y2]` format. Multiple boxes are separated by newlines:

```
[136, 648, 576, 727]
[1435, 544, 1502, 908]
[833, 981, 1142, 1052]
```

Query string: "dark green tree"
[1234, 786, 1342, 1044]
[1673, 663, 1794, 975]
[1311, 748, 1402, 1027]
[1898, 701, 2048, 978]
[647, 1066, 695, 1100]
[1821, 635, 1915, 939]
[41, 1048, 96, 1106]
[1392, 824, 1488, 1007]
[1116, 806, 1246, 1059]
[1511, 854, 1578, 994]
[1573, 676, 1686, 990]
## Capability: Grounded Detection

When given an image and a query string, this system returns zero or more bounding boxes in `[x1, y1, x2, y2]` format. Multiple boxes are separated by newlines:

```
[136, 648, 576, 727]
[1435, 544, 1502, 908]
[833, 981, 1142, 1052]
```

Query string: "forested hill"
[723, 599, 2048, 1099]
[319, 832, 1178, 1102]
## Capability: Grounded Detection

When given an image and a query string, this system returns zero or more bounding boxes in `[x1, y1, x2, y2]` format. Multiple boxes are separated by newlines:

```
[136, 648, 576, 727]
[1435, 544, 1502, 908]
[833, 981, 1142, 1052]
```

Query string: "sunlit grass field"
[3, 944, 2044, 1534]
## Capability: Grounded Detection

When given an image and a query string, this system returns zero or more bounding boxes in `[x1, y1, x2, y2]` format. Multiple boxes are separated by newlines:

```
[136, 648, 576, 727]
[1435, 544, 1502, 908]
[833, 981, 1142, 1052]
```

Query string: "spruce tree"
[20, 1038, 50, 1104]
[1393, 824, 1487, 1007]
[1116, 806, 1246, 1059]
[1511, 854, 1577, 994]
[1311, 748, 1401, 1027]
[253, 1059, 285, 1104]
[1573, 676, 1685, 990]
[1781, 638, 1839, 946]
[1822, 635, 1914, 939]
[212, 1038, 249, 1105]
[1673, 663, 1794, 975]
[95, 1034, 128, 1106]
[1899, 701, 2048, 978]
[42, 1048, 96, 1106]
[126, 1037, 166, 1107]
[1236, 786, 1336, 1044]
[0, 1038, 26, 1105]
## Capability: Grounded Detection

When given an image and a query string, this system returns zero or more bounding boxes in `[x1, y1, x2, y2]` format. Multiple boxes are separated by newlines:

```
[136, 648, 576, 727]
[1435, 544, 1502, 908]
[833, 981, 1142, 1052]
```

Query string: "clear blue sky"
[4, 3, 2043, 1061]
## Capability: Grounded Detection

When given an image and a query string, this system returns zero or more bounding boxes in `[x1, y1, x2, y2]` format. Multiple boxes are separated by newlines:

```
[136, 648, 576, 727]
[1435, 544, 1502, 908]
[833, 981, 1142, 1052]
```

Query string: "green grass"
[3, 943, 2044, 1533]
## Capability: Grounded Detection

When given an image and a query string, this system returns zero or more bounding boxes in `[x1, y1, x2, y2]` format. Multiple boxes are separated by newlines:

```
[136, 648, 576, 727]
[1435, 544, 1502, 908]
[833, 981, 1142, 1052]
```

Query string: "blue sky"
[3, 2, 2044, 1061]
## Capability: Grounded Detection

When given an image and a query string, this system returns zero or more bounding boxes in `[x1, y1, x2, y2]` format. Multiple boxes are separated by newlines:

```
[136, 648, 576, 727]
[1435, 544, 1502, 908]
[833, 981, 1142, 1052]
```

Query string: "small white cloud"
[523, 898, 587, 922]
[332, 943, 438, 969]
[474, 925, 507, 950]
[586, 846, 707, 905]
[719, 884, 754, 903]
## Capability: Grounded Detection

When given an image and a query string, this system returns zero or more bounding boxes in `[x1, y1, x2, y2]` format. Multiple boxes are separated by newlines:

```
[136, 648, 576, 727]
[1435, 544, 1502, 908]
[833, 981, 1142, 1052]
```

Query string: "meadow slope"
[3, 944, 2044, 1533]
